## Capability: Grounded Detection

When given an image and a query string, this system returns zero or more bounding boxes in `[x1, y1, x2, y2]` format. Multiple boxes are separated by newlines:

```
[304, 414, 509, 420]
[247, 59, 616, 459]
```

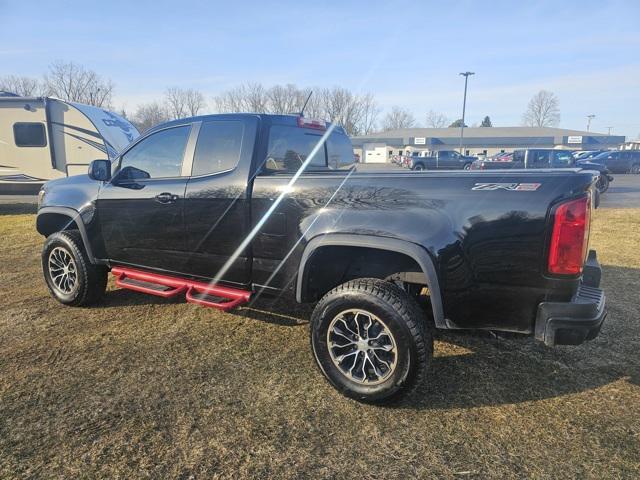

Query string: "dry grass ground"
[0, 202, 638, 479]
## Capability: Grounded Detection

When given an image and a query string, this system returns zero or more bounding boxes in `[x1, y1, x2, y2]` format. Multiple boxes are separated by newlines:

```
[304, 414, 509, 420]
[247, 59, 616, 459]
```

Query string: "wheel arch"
[36, 206, 97, 263]
[297, 234, 445, 328]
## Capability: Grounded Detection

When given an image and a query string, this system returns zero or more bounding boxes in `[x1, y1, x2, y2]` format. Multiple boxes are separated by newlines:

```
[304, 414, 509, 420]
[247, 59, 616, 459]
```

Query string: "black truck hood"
[40, 174, 101, 212]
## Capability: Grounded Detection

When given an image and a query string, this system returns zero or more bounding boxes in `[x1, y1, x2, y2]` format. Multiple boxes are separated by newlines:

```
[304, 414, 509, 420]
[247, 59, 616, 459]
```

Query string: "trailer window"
[192, 121, 244, 176]
[14, 122, 47, 147]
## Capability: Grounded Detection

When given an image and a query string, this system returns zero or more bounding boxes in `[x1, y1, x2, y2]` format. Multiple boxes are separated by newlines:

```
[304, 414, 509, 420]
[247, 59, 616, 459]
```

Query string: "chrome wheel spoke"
[336, 317, 358, 337]
[48, 247, 78, 294]
[327, 309, 397, 386]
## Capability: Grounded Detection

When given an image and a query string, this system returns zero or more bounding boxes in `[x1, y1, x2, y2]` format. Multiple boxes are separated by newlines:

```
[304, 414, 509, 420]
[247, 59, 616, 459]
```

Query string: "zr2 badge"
[472, 182, 541, 191]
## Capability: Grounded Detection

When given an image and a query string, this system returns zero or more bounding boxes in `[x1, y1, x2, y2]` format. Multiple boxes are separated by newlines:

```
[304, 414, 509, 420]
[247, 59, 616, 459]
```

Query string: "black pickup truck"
[36, 114, 607, 403]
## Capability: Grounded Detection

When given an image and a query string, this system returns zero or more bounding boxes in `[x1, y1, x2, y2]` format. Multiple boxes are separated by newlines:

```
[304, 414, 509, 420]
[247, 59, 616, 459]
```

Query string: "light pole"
[459, 72, 474, 154]
[606, 126, 613, 135]
[586, 114, 595, 132]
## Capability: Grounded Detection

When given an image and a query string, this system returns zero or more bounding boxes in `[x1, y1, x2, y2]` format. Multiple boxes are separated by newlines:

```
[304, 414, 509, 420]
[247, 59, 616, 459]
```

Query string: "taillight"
[548, 195, 591, 275]
[297, 117, 326, 130]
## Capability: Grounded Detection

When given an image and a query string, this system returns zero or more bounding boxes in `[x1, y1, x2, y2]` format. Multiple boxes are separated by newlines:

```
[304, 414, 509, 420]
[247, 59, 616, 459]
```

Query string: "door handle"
[155, 192, 177, 204]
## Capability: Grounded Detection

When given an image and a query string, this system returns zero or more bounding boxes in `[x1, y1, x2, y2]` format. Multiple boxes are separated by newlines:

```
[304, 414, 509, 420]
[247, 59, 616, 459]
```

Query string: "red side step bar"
[111, 266, 251, 311]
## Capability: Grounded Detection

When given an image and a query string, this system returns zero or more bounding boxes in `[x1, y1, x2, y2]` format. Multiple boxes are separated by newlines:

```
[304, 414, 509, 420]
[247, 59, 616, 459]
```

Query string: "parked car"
[471, 148, 613, 193]
[408, 150, 477, 170]
[36, 113, 606, 404]
[588, 150, 640, 174]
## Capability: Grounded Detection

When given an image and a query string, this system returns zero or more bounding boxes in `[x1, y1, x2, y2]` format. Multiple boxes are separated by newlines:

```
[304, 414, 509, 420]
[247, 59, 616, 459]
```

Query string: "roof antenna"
[300, 90, 313, 117]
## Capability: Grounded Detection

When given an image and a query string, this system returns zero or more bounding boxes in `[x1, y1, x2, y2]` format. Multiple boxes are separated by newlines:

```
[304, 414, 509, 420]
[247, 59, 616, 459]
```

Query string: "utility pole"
[586, 114, 595, 132]
[458, 72, 474, 154]
[606, 126, 613, 135]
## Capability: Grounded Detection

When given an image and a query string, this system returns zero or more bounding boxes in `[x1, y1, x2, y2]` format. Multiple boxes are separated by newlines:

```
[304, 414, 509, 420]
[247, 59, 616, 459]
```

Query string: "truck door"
[250, 122, 341, 293]
[617, 152, 632, 173]
[96, 124, 193, 272]
[441, 150, 463, 169]
[436, 151, 450, 169]
[423, 152, 438, 169]
[181, 117, 258, 286]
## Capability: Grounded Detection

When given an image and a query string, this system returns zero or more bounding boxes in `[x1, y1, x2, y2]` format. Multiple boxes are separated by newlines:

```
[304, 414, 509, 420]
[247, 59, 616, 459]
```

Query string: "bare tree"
[184, 89, 207, 116]
[381, 106, 416, 131]
[164, 87, 206, 118]
[522, 90, 560, 127]
[267, 84, 308, 114]
[214, 82, 269, 113]
[132, 101, 170, 133]
[0, 75, 45, 96]
[358, 93, 380, 135]
[43, 61, 114, 107]
[425, 110, 449, 128]
[214, 82, 379, 136]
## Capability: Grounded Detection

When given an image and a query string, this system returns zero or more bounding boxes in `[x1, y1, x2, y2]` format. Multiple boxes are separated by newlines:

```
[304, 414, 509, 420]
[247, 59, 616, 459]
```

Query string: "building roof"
[351, 126, 625, 149]
[355, 126, 608, 140]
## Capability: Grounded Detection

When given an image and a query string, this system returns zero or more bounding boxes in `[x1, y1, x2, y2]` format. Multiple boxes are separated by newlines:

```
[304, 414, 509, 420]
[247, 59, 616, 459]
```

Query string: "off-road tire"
[596, 174, 609, 193]
[42, 230, 107, 306]
[310, 278, 432, 403]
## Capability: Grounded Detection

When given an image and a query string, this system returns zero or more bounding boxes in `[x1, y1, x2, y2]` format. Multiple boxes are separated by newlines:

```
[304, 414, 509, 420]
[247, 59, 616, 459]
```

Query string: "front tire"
[310, 278, 432, 403]
[631, 164, 640, 174]
[412, 163, 425, 171]
[42, 231, 107, 306]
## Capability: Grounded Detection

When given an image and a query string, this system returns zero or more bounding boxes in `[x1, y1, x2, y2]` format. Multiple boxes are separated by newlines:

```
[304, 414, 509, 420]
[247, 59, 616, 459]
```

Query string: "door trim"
[181, 121, 201, 176]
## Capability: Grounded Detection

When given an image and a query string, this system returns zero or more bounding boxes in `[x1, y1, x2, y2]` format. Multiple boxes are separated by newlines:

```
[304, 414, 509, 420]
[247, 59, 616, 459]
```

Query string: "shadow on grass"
[0, 203, 38, 215]
[96, 264, 637, 409]
[396, 332, 621, 410]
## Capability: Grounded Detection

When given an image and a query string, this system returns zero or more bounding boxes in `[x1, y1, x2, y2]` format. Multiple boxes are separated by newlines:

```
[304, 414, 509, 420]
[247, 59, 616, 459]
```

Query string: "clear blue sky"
[2, 0, 639, 137]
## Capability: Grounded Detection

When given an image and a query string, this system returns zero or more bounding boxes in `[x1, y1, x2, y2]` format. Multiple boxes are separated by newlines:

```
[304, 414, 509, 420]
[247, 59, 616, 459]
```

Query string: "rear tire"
[310, 278, 432, 403]
[631, 164, 640, 174]
[42, 231, 107, 306]
[463, 162, 472, 170]
[596, 174, 610, 193]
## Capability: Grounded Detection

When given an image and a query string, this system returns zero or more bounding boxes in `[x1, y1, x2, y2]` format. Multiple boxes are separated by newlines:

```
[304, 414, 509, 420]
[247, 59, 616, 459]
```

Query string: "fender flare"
[36, 206, 97, 263]
[296, 234, 445, 328]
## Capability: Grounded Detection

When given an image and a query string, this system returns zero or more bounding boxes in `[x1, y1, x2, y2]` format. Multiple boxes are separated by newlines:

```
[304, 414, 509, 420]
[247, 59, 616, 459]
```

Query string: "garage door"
[364, 145, 387, 163]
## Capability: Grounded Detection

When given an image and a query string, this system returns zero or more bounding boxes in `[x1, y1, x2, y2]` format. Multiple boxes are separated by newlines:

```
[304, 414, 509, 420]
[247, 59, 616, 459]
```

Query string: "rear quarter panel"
[251, 169, 596, 333]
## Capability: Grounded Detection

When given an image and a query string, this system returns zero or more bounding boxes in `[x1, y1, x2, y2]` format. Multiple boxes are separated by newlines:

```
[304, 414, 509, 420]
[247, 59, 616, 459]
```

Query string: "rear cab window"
[262, 123, 354, 174]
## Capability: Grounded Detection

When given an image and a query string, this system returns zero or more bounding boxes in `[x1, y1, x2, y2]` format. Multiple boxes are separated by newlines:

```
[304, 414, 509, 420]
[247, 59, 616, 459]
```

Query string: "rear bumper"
[535, 250, 606, 346]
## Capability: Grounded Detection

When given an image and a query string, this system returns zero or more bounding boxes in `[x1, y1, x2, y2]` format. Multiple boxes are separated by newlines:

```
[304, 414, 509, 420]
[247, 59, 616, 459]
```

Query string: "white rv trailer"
[0, 94, 139, 194]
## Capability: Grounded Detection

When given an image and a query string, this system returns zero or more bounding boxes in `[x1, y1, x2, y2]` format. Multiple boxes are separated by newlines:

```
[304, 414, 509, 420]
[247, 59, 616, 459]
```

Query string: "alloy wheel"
[48, 247, 78, 295]
[326, 309, 398, 385]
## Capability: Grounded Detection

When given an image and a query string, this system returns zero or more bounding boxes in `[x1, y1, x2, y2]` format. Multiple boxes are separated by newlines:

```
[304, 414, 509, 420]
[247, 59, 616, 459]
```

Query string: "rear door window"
[192, 121, 244, 176]
[14, 122, 47, 147]
[551, 150, 573, 167]
[513, 150, 525, 163]
[263, 125, 327, 174]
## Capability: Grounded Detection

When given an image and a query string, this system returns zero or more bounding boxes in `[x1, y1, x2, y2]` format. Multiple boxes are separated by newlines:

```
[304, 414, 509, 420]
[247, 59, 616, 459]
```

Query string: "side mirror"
[88, 159, 111, 182]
